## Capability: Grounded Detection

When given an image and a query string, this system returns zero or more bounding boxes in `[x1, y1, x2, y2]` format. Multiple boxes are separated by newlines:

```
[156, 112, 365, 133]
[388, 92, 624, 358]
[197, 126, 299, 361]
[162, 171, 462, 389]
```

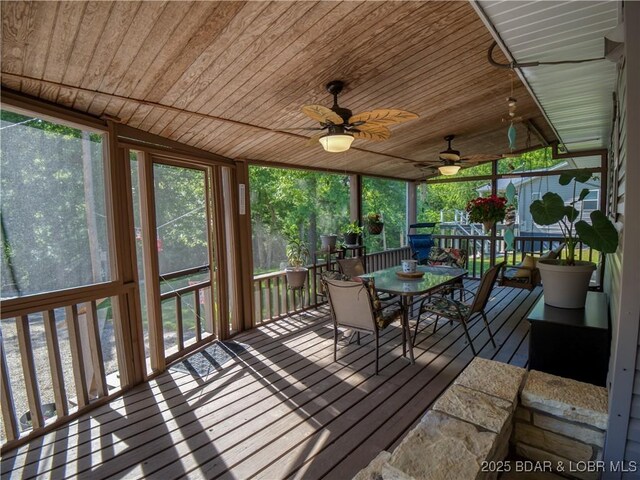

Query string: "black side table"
[527, 291, 610, 387]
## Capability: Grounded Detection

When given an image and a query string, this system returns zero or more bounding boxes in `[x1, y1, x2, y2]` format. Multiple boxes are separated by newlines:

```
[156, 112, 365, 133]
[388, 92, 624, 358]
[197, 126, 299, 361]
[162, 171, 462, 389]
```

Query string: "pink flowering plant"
[466, 195, 508, 223]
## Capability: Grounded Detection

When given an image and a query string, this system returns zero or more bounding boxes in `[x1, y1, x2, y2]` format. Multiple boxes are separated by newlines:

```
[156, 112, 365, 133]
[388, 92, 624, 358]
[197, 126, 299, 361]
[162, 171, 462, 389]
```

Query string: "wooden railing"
[252, 246, 412, 325]
[159, 265, 215, 363]
[0, 282, 132, 448]
[432, 234, 597, 279]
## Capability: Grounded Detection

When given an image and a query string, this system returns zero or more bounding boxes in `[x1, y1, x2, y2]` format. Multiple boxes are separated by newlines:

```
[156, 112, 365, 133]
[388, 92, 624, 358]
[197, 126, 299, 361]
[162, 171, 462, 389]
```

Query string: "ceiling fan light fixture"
[319, 133, 354, 153]
[438, 159, 460, 176]
[439, 150, 461, 162]
[439, 134, 460, 161]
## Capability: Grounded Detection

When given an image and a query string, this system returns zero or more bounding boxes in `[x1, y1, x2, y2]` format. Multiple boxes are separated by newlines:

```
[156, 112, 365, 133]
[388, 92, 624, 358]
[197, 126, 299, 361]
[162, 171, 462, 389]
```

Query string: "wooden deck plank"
[2, 284, 536, 480]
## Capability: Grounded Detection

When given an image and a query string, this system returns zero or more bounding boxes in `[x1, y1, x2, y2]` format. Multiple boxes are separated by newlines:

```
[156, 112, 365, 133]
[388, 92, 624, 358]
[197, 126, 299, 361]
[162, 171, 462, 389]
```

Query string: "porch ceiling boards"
[1, 1, 556, 180]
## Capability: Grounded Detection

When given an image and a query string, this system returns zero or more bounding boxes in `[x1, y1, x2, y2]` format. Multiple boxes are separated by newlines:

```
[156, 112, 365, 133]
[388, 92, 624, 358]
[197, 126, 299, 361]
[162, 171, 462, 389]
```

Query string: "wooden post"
[212, 167, 231, 339]
[489, 160, 498, 267]
[234, 160, 255, 332]
[42, 310, 68, 417]
[137, 150, 165, 372]
[82, 131, 102, 283]
[84, 301, 109, 397]
[106, 122, 145, 385]
[1, 338, 19, 440]
[350, 174, 362, 223]
[407, 181, 417, 247]
[65, 305, 90, 408]
[16, 316, 44, 429]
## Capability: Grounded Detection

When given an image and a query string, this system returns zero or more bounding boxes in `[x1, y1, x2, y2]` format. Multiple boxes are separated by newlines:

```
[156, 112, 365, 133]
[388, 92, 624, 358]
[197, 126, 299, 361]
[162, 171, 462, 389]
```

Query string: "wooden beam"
[0, 88, 107, 132]
[15, 315, 44, 429]
[42, 310, 68, 417]
[116, 123, 234, 167]
[245, 158, 411, 183]
[424, 166, 603, 185]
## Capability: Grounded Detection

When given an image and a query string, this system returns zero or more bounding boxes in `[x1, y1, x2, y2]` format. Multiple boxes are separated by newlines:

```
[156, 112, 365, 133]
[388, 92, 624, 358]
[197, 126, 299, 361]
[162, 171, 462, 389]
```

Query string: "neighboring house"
[476, 161, 601, 236]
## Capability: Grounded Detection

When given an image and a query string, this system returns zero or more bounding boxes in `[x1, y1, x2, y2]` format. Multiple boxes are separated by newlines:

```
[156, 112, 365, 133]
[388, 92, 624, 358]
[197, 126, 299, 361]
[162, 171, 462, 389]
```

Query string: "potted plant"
[466, 195, 508, 233]
[319, 234, 337, 251]
[366, 213, 384, 235]
[342, 220, 363, 246]
[529, 170, 618, 308]
[284, 235, 310, 289]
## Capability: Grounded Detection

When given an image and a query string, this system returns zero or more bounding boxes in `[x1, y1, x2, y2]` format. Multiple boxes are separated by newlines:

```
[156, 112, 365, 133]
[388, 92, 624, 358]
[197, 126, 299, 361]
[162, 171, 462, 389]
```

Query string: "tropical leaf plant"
[529, 169, 618, 265]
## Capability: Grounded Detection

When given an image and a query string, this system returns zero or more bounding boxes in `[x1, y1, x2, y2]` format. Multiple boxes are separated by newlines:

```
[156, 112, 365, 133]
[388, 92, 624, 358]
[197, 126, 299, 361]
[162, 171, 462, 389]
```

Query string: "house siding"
[603, 1, 640, 475]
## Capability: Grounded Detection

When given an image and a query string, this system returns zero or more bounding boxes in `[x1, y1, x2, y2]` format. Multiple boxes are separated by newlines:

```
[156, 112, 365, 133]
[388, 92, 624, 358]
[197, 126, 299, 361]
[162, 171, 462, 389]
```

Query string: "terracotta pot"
[285, 267, 308, 289]
[537, 259, 596, 308]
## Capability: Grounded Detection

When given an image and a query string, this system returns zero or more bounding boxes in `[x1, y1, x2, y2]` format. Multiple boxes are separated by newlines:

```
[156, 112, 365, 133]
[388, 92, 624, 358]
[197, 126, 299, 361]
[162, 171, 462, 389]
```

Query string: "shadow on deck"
[1, 281, 541, 480]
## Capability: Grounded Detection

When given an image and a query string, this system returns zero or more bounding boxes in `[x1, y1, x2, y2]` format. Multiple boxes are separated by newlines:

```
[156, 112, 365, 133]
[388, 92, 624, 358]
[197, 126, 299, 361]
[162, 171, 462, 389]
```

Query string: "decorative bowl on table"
[396, 271, 425, 280]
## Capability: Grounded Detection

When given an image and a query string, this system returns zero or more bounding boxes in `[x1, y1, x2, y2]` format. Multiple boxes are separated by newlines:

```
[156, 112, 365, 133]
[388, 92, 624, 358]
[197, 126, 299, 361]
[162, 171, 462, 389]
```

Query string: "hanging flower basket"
[366, 213, 384, 235]
[368, 222, 384, 235]
[482, 220, 495, 233]
[466, 195, 507, 232]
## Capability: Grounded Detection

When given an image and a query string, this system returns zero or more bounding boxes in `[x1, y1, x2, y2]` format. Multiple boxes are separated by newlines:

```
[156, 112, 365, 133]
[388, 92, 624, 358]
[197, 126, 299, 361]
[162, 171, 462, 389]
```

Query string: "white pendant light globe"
[438, 161, 461, 176]
[319, 134, 354, 153]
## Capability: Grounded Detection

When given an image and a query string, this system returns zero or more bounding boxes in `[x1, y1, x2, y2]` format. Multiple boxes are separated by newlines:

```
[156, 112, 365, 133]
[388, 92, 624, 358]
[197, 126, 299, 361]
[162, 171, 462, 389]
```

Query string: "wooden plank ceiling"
[1, 1, 556, 180]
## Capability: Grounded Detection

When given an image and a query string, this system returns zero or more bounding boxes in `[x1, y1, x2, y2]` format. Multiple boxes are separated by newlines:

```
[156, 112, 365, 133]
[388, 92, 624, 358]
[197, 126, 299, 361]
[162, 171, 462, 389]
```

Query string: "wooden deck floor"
[1, 282, 542, 480]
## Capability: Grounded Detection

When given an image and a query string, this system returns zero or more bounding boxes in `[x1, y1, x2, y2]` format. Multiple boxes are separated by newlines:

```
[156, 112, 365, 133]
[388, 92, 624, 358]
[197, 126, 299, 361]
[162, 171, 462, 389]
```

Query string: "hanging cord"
[488, 41, 604, 69]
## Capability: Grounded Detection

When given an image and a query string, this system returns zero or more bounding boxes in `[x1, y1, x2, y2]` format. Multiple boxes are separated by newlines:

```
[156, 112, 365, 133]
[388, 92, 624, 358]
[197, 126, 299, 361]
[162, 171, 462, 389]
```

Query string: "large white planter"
[284, 267, 308, 290]
[537, 260, 596, 309]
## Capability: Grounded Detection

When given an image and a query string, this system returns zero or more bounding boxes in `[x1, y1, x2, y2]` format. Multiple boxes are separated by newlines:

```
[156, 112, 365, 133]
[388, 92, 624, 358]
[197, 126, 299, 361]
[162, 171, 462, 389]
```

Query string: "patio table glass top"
[361, 265, 467, 296]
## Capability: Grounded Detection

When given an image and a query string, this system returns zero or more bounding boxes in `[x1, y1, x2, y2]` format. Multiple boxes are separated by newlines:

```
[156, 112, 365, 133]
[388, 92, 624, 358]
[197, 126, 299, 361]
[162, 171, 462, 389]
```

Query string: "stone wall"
[514, 370, 608, 480]
[353, 359, 609, 480]
[354, 358, 527, 480]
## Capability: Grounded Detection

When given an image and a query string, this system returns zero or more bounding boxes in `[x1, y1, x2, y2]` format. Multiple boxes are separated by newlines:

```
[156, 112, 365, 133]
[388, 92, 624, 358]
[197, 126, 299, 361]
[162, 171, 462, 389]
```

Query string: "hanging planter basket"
[368, 222, 384, 235]
[482, 220, 495, 233]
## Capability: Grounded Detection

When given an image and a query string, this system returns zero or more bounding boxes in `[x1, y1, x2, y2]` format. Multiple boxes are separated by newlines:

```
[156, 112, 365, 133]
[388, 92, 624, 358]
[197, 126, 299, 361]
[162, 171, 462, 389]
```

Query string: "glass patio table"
[361, 265, 467, 364]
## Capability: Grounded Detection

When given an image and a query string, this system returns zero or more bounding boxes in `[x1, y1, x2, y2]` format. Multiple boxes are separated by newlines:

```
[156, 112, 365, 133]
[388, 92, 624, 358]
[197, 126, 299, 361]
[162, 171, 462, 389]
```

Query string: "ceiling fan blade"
[306, 132, 326, 147]
[278, 127, 326, 131]
[352, 128, 390, 142]
[274, 127, 326, 132]
[301, 105, 344, 125]
[349, 109, 418, 126]
[353, 122, 392, 133]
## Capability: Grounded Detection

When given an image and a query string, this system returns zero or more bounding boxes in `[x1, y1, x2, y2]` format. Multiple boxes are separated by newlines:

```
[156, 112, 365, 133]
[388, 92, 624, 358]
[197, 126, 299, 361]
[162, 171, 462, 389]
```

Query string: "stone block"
[353, 451, 413, 480]
[514, 423, 592, 462]
[515, 407, 531, 423]
[515, 443, 598, 480]
[453, 357, 526, 407]
[533, 413, 605, 447]
[389, 410, 496, 480]
[432, 384, 512, 434]
[521, 370, 608, 430]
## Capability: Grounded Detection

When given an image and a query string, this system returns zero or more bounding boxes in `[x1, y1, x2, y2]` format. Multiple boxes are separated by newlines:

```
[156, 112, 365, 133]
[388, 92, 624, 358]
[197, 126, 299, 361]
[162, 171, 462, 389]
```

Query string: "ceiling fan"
[282, 80, 419, 152]
[414, 135, 506, 176]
